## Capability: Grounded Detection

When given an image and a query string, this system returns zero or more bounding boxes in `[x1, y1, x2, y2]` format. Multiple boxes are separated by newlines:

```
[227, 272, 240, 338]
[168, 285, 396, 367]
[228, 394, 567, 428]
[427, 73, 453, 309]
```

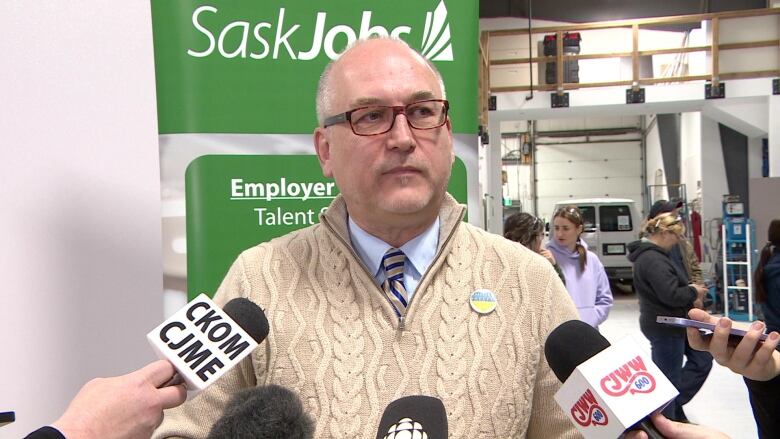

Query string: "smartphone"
[656, 316, 768, 345]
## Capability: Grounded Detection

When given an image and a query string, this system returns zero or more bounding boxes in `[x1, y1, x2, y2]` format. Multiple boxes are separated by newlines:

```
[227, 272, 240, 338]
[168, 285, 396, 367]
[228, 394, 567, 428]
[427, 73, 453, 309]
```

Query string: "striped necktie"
[381, 248, 409, 317]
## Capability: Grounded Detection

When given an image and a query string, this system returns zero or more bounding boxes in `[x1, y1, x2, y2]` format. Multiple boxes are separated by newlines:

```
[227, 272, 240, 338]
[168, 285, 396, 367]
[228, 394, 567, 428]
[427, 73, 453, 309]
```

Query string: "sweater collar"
[320, 193, 466, 255]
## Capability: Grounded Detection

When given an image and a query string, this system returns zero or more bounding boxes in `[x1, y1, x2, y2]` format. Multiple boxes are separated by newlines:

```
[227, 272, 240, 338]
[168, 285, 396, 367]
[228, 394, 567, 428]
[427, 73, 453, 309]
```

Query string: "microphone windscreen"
[223, 298, 269, 344]
[207, 384, 314, 439]
[375, 395, 447, 439]
[544, 319, 611, 383]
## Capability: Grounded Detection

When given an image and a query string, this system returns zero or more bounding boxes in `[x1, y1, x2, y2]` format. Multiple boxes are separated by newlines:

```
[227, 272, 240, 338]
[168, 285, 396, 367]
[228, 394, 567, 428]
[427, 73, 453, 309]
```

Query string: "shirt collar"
[347, 216, 440, 278]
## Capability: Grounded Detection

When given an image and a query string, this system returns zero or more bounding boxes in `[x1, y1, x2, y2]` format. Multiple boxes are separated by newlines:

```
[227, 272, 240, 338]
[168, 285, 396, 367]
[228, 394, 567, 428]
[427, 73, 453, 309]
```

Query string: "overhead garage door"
[536, 138, 643, 221]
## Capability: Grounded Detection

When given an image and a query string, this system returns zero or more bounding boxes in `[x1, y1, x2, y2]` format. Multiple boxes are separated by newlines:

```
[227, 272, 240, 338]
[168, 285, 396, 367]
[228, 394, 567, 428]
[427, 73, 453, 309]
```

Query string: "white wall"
[701, 114, 730, 223]
[0, 2, 163, 436]
[748, 137, 764, 179]
[644, 115, 668, 203]
[717, 16, 780, 76]
[771, 95, 780, 177]
[645, 112, 727, 219]
[680, 112, 703, 205]
[501, 136, 534, 212]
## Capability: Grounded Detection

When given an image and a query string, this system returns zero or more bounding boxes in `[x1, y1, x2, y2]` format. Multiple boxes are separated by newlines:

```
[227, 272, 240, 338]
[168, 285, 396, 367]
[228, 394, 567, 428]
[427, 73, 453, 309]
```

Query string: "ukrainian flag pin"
[469, 289, 497, 314]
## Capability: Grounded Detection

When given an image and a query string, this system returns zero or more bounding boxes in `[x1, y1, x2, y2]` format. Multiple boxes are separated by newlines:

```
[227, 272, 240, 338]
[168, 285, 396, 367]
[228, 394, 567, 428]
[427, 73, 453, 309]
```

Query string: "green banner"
[151, 0, 478, 134]
[150, 0, 479, 299]
[186, 155, 468, 297]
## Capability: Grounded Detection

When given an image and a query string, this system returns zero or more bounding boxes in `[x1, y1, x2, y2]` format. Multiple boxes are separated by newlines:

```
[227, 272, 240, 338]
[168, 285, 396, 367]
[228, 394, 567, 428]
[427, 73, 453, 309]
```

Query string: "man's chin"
[380, 192, 435, 215]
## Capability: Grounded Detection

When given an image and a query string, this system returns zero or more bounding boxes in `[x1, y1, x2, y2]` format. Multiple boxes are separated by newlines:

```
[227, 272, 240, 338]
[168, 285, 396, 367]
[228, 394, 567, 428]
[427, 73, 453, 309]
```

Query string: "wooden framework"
[481, 8, 780, 95]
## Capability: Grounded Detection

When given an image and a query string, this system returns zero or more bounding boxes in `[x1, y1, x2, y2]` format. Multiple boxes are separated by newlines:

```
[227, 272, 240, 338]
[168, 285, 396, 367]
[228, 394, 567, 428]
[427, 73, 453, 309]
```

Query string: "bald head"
[315, 37, 446, 125]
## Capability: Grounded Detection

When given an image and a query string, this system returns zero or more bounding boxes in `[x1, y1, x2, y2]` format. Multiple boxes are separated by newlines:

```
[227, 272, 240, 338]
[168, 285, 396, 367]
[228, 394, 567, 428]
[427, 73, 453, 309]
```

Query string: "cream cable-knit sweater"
[153, 194, 582, 439]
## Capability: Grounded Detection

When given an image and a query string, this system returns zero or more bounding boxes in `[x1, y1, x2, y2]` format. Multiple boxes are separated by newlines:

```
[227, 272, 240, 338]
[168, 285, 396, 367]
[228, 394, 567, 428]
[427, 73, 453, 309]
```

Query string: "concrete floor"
[600, 294, 758, 439]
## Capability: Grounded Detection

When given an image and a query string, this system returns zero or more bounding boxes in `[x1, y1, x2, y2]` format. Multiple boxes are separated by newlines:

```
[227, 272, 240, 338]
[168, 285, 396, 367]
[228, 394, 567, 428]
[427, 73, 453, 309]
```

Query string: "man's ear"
[314, 127, 333, 178]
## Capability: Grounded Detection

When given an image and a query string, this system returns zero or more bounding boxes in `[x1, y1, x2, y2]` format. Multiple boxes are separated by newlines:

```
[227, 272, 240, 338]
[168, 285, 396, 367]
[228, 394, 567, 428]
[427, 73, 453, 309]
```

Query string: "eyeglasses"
[322, 99, 449, 136]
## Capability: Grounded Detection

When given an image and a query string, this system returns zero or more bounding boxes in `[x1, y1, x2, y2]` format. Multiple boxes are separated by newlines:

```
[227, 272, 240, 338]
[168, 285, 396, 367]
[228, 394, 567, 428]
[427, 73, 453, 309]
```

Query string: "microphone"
[147, 294, 269, 392]
[375, 395, 447, 439]
[206, 384, 314, 439]
[545, 320, 674, 439]
[223, 297, 270, 344]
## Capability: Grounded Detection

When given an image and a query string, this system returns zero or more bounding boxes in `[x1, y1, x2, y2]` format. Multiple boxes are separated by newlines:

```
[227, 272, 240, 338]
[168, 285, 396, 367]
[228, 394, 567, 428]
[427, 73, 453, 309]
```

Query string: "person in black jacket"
[627, 212, 710, 423]
[743, 218, 780, 438]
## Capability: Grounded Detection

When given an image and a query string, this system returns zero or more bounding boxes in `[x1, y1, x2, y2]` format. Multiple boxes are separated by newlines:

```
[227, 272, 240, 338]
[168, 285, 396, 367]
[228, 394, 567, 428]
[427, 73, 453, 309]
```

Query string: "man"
[645, 198, 712, 423]
[153, 37, 580, 438]
[25, 360, 186, 439]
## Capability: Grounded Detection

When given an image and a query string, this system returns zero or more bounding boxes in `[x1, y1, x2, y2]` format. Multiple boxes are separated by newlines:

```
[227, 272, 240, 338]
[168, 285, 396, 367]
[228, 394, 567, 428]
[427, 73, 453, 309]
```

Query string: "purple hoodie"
[546, 239, 613, 328]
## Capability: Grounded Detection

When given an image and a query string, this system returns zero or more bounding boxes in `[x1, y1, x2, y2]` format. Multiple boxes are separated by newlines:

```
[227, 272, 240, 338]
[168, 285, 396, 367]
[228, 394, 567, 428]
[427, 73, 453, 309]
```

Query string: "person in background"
[742, 218, 780, 438]
[646, 199, 704, 305]
[503, 212, 565, 283]
[546, 205, 613, 328]
[627, 212, 710, 423]
[647, 200, 714, 418]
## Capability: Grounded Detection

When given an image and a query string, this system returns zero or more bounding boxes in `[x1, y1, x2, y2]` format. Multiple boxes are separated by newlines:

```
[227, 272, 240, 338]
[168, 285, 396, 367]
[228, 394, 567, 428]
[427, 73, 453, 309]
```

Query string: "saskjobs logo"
[187, 1, 453, 61]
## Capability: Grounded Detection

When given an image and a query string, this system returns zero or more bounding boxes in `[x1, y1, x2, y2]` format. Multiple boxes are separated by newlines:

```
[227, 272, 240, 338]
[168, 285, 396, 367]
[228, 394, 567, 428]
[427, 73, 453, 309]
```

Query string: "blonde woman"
[627, 212, 710, 423]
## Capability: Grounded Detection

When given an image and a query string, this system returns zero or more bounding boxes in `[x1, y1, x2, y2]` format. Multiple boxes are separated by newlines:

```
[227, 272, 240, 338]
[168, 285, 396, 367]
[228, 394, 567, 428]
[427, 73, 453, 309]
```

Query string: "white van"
[550, 198, 641, 288]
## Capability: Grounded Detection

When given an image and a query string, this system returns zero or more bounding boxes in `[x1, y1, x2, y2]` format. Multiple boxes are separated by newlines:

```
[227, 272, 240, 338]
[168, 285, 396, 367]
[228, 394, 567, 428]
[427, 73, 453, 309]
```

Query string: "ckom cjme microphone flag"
[147, 294, 266, 392]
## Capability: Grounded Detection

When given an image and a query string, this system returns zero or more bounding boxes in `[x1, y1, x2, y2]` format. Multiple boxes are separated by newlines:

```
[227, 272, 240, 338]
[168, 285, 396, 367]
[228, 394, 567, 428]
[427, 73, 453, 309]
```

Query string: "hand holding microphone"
[25, 295, 270, 439]
[46, 360, 186, 439]
[147, 295, 269, 392]
[544, 320, 674, 439]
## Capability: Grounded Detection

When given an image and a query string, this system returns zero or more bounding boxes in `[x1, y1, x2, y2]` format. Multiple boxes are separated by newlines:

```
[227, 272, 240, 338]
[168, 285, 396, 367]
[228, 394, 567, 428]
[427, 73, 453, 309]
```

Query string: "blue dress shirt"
[347, 216, 439, 300]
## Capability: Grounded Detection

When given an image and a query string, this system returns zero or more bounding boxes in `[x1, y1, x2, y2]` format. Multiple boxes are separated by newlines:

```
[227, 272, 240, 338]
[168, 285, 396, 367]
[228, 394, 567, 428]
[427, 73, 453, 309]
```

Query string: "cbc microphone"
[545, 320, 676, 439]
[375, 395, 447, 439]
[147, 294, 269, 392]
[206, 384, 314, 439]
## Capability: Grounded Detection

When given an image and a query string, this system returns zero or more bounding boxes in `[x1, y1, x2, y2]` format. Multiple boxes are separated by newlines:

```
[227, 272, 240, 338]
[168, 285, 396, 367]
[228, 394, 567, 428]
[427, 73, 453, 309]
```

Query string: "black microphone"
[545, 320, 665, 439]
[375, 395, 447, 439]
[206, 384, 314, 439]
[223, 297, 270, 344]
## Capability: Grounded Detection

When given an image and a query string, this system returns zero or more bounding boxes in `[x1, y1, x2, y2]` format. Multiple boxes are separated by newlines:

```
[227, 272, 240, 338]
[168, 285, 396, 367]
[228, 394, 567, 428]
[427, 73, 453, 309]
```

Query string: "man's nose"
[386, 112, 415, 151]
